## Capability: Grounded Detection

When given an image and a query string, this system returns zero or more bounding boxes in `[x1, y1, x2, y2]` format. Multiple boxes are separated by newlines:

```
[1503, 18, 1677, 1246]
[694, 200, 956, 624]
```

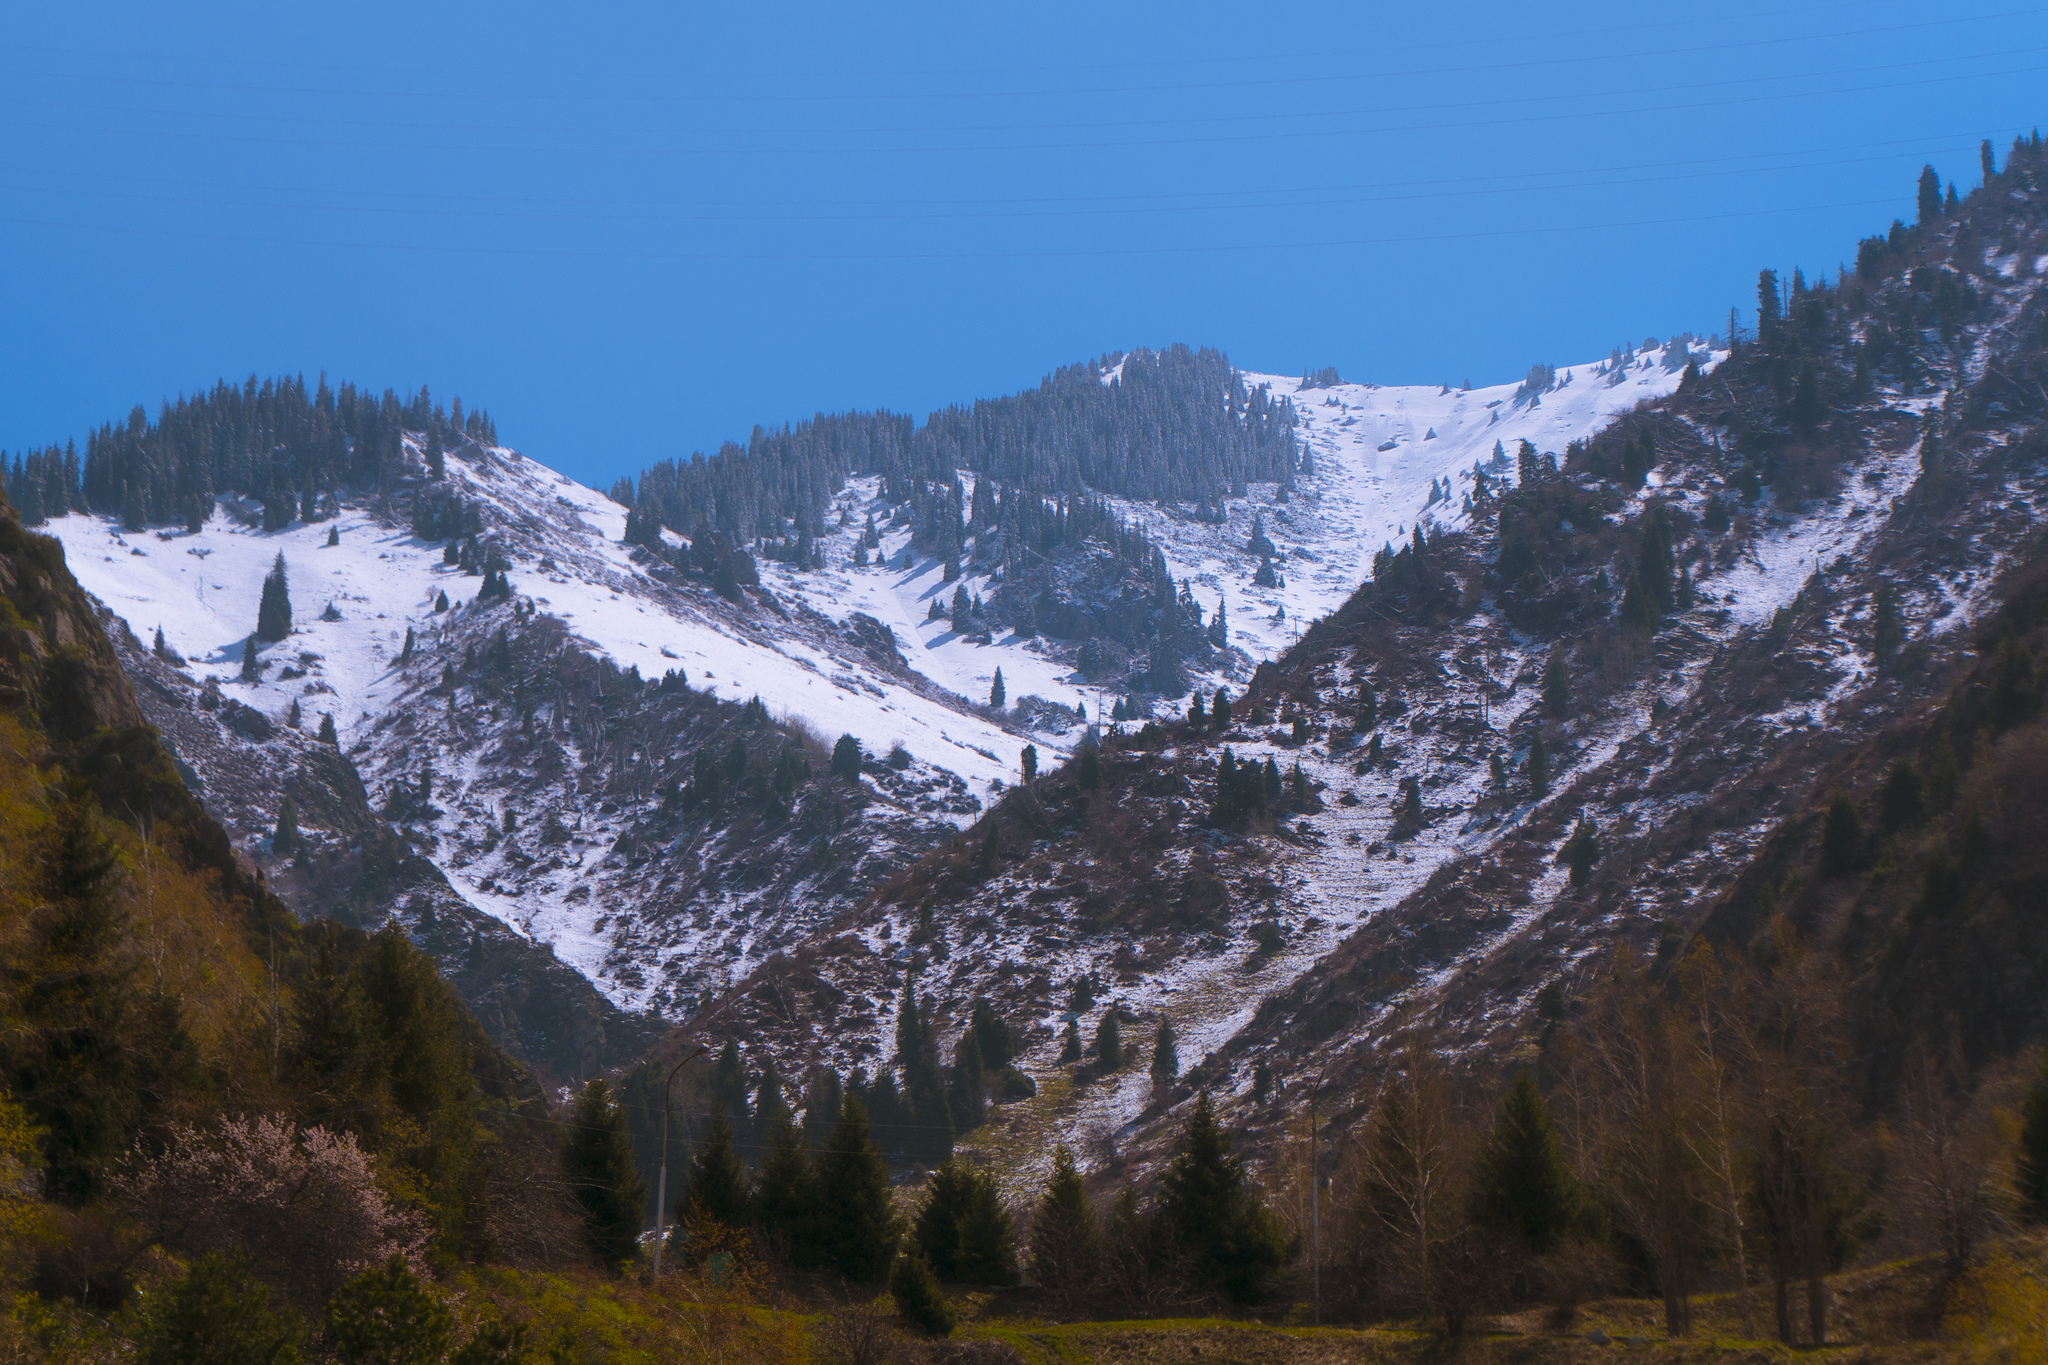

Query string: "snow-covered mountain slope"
[42, 340, 1716, 1036]
[46, 447, 1030, 798]
[762, 340, 1717, 723]
[697, 193, 2048, 1188]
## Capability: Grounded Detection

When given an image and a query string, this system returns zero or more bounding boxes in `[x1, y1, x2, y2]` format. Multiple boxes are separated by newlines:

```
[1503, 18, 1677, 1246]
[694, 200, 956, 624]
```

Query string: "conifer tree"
[1469, 1072, 1581, 1251]
[256, 553, 293, 642]
[890, 1251, 954, 1336]
[561, 1077, 647, 1270]
[711, 1039, 749, 1130]
[1157, 1092, 1289, 1303]
[831, 733, 864, 780]
[1095, 1012, 1122, 1069]
[426, 430, 445, 480]
[240, 636, 261, 683]
[1020, 744, 1037, 783]
[816, 1096, 897, 1283]
[1558, 817, 1603, 887]
[1399, 776, 1424, 827]
[1527, 730, 1549, 797]
[1028, 1147, 1099, 1306]
[1150, 1021, 1179, 1080]
[399, 626, 415, 662]
[914, 1161, 1014, 1284]
[1820, 791, 1863, 877]
[802, 1069, 843, 1151]
[970, 997, 1014, 1072]
[753, 1111, 815, 1261]
[1059, 1018, 1082, 1064]
[678, 1109, 750, 1235]
[989, 668, 1005, 709]
[1076, 741, 1102, 791]
[135, 1253, 307, 1365]
[286, 697, 302, 729]
[318, 713, 339, 746]
[272, 796, 299, 855]
[1189, 691, 1206, 726]
[1213, 689, 1232, 729]
[327, 1256, 451, 1365]
[1918, 164, 1944, 225]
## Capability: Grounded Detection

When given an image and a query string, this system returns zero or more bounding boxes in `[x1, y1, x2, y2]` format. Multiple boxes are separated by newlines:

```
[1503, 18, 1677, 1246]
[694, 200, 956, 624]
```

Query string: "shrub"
[888, 1252, 953, 1337]
[132, 1253, 306, 1365]
[118, 1115, 428, 1312]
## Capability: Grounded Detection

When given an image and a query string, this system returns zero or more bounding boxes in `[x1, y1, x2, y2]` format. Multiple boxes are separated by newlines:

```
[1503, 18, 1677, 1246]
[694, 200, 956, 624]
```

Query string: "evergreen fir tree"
[1469, 1072, 1582, 1251]
[1400, 776, 1424, 827]
[1076, 741, 1102, 791]
[1095, 1011, 1122, 1069]
[327, 524, 340, 547]
[678, 1109, 750, 1234]
[1059, 1018, 1082, 1064]
[1150, 1021, 1179, 1080]
[561, 1077, 647, 1270]
[426, 430, 445, 480]
[256, 553, 292, 642]
[1820, 791, 1864, 877]
[890, 1251, 954, 1336]
[970, 997, 1014, 1072]
[1028, 1147, 1099, 1303]
[815, 1096, 898, 1283]
[1918, 164, 1944, 225]
[1213, 689, 1232, 729]
[286, 697, 302, 729]
[803, 1069, 844, 1151]
[400, 626, 415, 662]
[711, 1039, 750, 1129]
[318, 713, 339, 746]
[1558, 817, 1603, 887]
[989, 668, 1005, 709]
[1527, 729, 1549, 796]
[1020, 744, 1037, 783]
[1189, 691, 1207, 726]
[831, 733, 864, 780]
[1620, 571, 1660, 633]
[753, 1111, 815, 1262]
[272, 796, 299, 855]
[1157, 1092, 1289, 1303]
[240, 636, 261, 683]
[134, 1253, 306, 1365]
[327, 1256, 451, 1365]
[914, 1161, 1014, 1284]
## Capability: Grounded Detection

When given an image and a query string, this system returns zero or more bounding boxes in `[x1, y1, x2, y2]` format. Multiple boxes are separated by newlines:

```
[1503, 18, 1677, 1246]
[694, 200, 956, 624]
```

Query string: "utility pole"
[651, 1043, 710, 1280]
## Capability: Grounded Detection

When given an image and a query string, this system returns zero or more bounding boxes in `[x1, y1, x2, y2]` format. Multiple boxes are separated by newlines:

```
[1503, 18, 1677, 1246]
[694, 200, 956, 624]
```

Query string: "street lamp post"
[651, 1043, 710, 1279]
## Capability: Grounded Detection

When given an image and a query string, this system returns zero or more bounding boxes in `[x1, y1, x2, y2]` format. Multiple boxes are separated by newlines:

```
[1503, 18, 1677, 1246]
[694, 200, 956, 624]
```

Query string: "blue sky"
[3, 1, 2043, 488]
